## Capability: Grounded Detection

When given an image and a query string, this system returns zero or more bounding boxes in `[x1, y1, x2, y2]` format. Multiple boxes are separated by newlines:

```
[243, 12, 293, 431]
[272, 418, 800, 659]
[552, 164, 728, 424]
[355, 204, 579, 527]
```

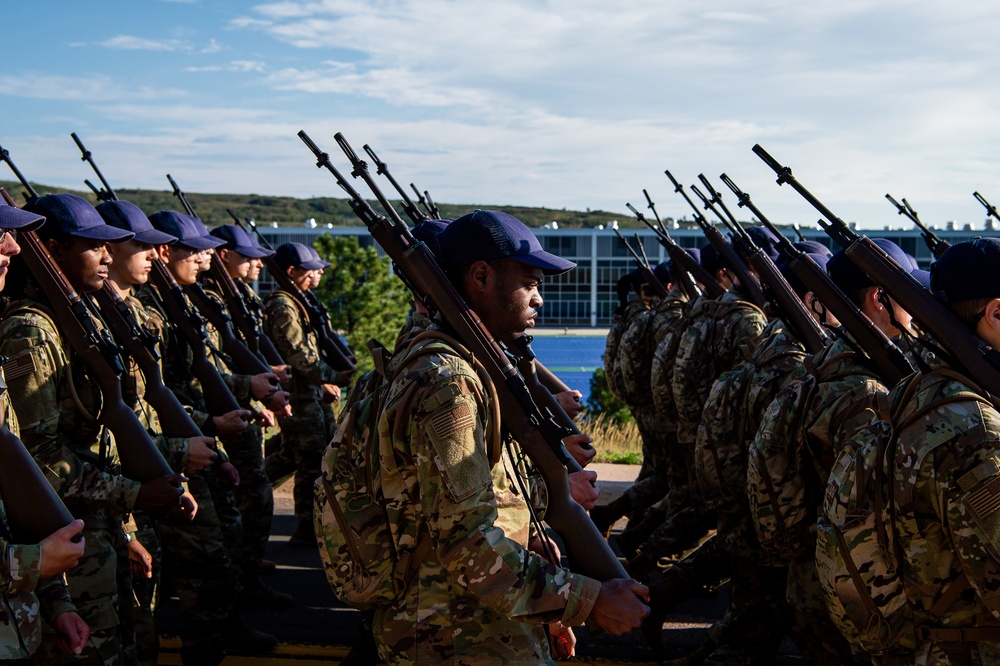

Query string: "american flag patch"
[967, 477, 1000, 521]
[2, 354, 35, 383]
[429, 402, 475, 440]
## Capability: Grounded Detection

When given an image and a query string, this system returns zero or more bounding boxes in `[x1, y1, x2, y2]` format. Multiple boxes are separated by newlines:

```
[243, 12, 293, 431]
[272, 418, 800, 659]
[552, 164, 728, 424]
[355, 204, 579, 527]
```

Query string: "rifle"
[974, 191, 1000, 233]
[409, 184, 434, 218]
[753, 144, 1000, 394]
[0, 426, 75, 543]
[363, 145, 427, 225]
[791, 223, 806, 242]
[422, 187, 441, 219]
[665, 170, 766, 308]
[164, 175, 275, 376]
[885, 194, 950, 259]
[720, 173, 913, 384]
[612, 227, 669, 299]
[625, 202, 722, 299]
[0, 176, 172, 482]
[70, 132, 117, 203]
[299, 130, 627, 583]
[703, 180, 829, 354]
[236, 215, 358, 374]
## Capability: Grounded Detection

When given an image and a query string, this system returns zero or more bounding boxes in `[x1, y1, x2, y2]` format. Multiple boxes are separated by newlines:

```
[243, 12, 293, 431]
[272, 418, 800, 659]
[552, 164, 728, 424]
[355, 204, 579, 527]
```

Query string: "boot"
[617, 508, 665, 559]
[590, 494, 632, 537]
[626, 550, 660, 582]
[239, 580, 293, 609]
[288, 519, 316, 547]
[224, 618, 278, 655]
[641, 569, 693, 654]
[258, 558, 277, 575]
[660, 640, 715, 666]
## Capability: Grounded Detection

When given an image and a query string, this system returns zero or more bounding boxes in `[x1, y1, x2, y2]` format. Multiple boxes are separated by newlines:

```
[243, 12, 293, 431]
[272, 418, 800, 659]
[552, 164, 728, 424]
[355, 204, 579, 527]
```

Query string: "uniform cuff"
[7, 543, 41, 594]
[559, 574, 602, 627]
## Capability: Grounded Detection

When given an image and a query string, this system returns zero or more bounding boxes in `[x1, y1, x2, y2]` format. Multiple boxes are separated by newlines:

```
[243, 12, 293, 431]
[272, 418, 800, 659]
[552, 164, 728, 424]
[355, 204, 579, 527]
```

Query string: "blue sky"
[3, 1, 1000, 231]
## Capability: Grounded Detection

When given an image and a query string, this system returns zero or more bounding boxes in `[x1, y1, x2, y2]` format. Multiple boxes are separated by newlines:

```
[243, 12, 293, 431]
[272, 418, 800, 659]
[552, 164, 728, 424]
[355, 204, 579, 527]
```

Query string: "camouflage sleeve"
[0, 539, 41, 595]
[807, 378, 884, 463]
[221, 372, 253, 407]
[412, 369, 601, 627]
[37, 575, 76, 623]
[156, 435, 190, 474]
[671, 325, 707, 445]
[265, 298, 340, 386]
[0, 321, 140, 512]
[720, 308, 766, 367]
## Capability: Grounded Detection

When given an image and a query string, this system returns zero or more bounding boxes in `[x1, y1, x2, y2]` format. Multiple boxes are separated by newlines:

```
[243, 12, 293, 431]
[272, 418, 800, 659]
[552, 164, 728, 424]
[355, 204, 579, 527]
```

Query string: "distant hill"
[0, 179, 675, 230]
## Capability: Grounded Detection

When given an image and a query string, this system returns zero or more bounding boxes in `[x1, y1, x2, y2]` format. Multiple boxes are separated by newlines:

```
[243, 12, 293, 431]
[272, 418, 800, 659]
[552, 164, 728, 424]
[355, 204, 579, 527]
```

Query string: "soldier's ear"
[979, 299, 1000, 347]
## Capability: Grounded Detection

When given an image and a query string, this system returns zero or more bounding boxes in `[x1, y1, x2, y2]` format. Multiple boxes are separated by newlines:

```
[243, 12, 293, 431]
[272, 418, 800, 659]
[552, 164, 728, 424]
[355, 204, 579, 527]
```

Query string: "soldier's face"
[309, 268, 322, 288]
[246, 258, 263, 282]
[109, 240, 157, 287]
[0, 229, 21, 292]
[163, 245, 202, 285]
[220, 248, 253, 280]
[50, 237, 113, 293]
[288, 266, 312, 291]
[473, 259, 544, 340]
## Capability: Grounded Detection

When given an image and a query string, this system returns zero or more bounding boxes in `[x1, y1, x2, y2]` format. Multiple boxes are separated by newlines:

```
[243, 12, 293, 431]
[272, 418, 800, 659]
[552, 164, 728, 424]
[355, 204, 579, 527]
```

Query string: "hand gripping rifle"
[720, 174, 913, 384]
[885, 194, 950, 259]
[234, 213, 358, 375]
[0, 169, 172, 482]
[753, 144, 1000, 394]
[702, 181, 829, 355]
[298, 130, 629, 583]
[666, 169, 767, 309]
[165, 175, 275, 376]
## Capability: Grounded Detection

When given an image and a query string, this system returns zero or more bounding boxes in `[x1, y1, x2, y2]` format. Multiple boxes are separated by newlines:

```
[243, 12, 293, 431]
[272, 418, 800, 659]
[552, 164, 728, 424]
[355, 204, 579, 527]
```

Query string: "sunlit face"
[0, 230, 21, 292]
[48, 236, 113, 293]
[288, 266, 312, 291]
[109, 239, 158, 287]
[246, 257, 263, 282]
[161, 244, 202, 285]
[219, 248, 253, 281]
[309, 267, 323, 289]
[468, 259, 544, 340]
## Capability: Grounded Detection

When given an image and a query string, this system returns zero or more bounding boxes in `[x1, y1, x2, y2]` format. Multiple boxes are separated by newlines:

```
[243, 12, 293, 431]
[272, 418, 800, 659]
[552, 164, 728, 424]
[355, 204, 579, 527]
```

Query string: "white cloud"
[186, 60, 267, 73]
[0, 74, 187, 102]
[202, 38, 224, 54]
[97, 35, 192, 51]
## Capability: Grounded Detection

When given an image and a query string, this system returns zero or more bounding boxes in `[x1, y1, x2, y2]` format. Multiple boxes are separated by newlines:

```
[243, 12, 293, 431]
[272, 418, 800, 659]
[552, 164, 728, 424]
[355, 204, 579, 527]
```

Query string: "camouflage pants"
[131, 512, 161, 666]
[221, 423, 273, 586]
[266, 404, 328, 524]
[36, 507, 133, 666]
[156, 468, 241, 666]
[626, 408, 672, 517]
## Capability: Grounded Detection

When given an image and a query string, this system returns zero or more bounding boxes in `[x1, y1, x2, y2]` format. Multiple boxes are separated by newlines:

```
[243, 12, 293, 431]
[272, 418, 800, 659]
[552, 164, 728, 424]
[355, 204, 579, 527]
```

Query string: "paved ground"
[154, 466, 804, 664]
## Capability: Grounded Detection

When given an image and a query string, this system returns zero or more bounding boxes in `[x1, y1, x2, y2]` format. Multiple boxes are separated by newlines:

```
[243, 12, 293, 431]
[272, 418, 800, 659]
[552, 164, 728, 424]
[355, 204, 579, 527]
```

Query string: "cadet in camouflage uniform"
[751, 239, 925, 665]
[0, 194, 184, 665]
[885, 238, 1000, 665]
[263, 242, 351, 546]
[204, 224, 293, 607]
[603, 269, 645, 402]
[0, 203, 88, 661]
[142, 210, 279, 661]
[374, 210, 648, 663]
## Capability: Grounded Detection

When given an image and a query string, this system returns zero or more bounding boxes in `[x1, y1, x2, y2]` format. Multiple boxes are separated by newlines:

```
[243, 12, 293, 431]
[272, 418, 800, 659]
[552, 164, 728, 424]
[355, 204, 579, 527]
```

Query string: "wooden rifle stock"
[183, 282, 272, 376]
[718, 173, 912, 384]
[300, 130, 628, 582]
[754, 144, 1000, 394]
[0, 426, 74, 543]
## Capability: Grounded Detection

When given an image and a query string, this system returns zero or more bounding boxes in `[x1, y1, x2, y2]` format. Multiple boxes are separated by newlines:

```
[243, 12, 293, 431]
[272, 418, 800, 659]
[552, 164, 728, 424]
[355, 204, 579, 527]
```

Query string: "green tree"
[312, 234, 411, 375]
[584, 367, 633, 426]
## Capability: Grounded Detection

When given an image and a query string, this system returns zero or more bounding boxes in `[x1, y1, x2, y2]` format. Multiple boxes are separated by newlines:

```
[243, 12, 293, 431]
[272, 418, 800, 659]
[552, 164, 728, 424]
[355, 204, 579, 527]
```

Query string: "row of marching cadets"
[601, 223, 1000, 666]
[0, 188, 352, 666]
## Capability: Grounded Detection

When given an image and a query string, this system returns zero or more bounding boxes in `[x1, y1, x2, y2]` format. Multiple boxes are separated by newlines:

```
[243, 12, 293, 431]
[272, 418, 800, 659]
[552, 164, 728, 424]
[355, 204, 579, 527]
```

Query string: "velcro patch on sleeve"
[3, 353, 36, 383]
[423, 397, 488, 503]
[429, 402, 475, 441]
[966, 476, 1000, 522]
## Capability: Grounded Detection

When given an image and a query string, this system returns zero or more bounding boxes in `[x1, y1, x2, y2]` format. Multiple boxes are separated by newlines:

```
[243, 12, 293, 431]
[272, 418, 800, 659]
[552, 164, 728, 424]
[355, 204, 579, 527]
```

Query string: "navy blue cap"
[210, 224, 270, 258]
[903, 253, 920, 270]
[931, 238, 1000, 303]
[148, 211, 224, 251]
[305, 245, 331, 269]
[828, 237, 931, 292]
[746, 227, 780, 262]
[652, 261, 671, 285]
[243, 226, 275, 257]
[438, 210, 575, 275]
[412, 219, 450, 261]
[777, 252, 829, 298]
[275, 242, 325, 271]
[793, 240, 832, 257]
[685, 247, 701, 264]
[700, 243, 725, 274]
[26, 194, 133, 242]
[0, 204, 44, 232]
[96, 200, 177, 245]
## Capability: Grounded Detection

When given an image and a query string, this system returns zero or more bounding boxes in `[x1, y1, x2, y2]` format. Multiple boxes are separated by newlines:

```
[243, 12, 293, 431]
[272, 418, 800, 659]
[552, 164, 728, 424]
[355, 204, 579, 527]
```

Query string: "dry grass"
[580, 412, 644, 464]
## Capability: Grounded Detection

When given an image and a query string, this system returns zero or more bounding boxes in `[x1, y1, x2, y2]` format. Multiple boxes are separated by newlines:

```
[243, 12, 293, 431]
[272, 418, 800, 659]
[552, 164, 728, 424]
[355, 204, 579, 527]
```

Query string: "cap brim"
[515, 251, 576, 275]
[318, 259, 332, 268]
[298, 259, 326, 270]
[179, 234, 226, 251]
[73, 225, 135, 243]
[0, 206, 45, 231]
[232, 245, 271, 259]
[909, 268, 931, 290]
[133, 228, 178, 245]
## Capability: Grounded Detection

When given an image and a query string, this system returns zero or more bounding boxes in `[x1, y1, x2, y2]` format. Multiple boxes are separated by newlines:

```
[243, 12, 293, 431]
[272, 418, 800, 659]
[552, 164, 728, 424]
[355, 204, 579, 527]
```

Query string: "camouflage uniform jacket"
[375, 330, 601, 665]
[0, 293, 140, 514]
[604, 300, 647, 401]
[696, 319, 807, 558]
[650, 295, 699, 427]
[0, 379, 75, 659]
[263, 289, 343, 417]
[137, 284, 252, 435]
[672, 287, 767, 446]
[890, 366, 1000, 665]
